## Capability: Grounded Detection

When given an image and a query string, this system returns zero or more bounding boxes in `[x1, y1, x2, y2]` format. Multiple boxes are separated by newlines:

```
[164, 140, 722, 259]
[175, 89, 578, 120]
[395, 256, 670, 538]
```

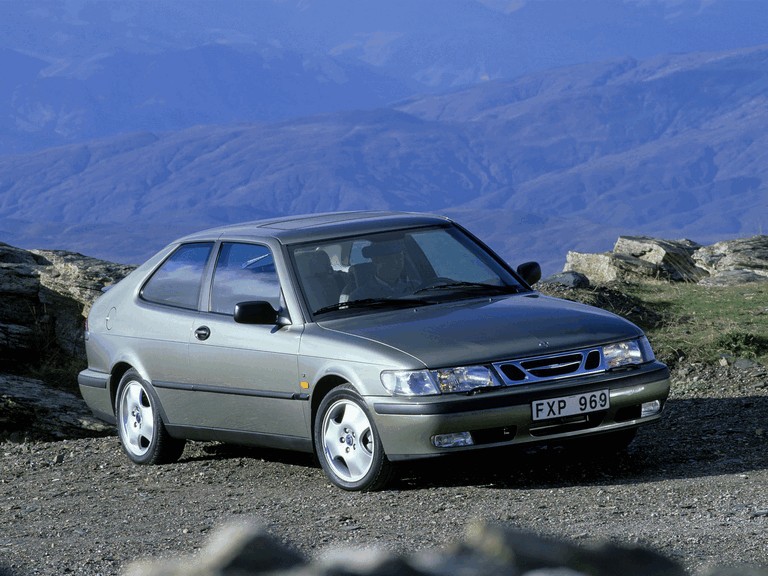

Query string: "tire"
[314, 384, 394, 491]
[115, 369, 185, 465]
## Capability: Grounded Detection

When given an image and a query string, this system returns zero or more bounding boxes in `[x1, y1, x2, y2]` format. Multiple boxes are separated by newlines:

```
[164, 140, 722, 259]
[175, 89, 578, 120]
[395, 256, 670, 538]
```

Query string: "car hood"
[317, 294, 643, 367]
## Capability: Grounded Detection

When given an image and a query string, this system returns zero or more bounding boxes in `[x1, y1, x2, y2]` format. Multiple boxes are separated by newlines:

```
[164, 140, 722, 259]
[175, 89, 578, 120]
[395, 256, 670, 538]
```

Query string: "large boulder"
[613, 236, 706, 282]
[564, 252, 656, 284]
[693, 235, 768, 282]
[123, 519, 767, 576]
[564, 235, 768, 287]
[0, 243, 134, 367]
[0, 373, 112, 441]
[564, 236, 705, 284]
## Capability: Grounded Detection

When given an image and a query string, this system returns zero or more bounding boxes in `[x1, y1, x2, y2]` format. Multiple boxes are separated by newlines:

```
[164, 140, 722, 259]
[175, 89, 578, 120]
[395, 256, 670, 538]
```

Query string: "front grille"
[494, 348, 605, 386]
[521, 353, 583, 378]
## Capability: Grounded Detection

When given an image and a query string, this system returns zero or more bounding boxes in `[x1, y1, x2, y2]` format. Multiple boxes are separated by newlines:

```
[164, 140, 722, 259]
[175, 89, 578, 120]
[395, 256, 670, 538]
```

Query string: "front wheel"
[115, 369, 185, 465]
[314, 385, 393, 491]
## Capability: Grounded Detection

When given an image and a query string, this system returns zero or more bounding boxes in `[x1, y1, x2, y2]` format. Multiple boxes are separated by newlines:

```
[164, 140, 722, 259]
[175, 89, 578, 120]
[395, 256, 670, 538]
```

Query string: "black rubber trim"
[373, 362, 669, 416]
[77, 370, 109, 389]
[164, 424, 313, 453]
[153, 380, 309, 401]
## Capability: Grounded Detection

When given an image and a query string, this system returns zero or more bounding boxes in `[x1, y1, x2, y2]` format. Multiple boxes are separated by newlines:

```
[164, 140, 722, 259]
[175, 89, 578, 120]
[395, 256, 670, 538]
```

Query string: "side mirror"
[516, 261, 542, 286]
[234, 301, 280, 325]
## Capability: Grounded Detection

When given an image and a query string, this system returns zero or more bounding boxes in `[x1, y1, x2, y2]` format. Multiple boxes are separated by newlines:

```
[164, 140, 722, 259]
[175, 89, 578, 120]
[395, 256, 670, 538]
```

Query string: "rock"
[32, 249, 135, 313]
[565, 236, 705, 284]
[693, 236, 768, 277]
[613, 236, 706, 282]
[0, 263, 42, 359]
[564, 251, 660, 284]
[0, 243, 134, 365]
[0, 262, 40, 295]
[540, 271, 590, 289]
[123, 521, 304, 576]
[0, 243, 43, 266]
[732, 358, 762, 371]
[0, 373, 113, 441]
[692, 236, 768, 286]
[122, 519, 768, 576]
[698, 269, 767, 287]
[0, 323, 37, 358]
[564, 235, 768, 287]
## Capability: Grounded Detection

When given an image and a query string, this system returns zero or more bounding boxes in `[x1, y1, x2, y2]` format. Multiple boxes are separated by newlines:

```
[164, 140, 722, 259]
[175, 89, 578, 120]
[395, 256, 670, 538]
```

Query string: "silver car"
[79, 211, 670, 490]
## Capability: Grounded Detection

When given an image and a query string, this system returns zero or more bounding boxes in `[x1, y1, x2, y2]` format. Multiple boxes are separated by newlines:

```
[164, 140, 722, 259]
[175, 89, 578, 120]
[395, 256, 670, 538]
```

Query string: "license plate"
[532, 389, 609, 421]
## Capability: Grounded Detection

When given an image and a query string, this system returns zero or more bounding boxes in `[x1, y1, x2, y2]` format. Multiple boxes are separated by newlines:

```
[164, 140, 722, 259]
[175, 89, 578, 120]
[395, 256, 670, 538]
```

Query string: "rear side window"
[141, 242, 213, 309]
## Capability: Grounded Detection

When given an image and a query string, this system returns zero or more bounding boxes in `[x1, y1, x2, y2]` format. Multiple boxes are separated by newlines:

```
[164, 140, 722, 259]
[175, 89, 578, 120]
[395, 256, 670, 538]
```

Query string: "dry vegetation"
[539, 280, 768, 369]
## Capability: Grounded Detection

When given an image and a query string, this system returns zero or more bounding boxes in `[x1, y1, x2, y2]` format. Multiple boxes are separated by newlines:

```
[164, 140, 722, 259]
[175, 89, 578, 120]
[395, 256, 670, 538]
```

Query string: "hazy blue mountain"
[398, 47, 768, 235]
[1, 46, 766, 275]
[0, 42, 416, 155]
[1, 0, 767, 154]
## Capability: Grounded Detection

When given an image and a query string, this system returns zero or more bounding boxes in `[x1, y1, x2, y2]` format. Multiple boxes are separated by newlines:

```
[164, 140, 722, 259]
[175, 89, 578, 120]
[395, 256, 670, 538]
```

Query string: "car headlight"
[603, 337, 655, 370]
[381, 370, 440, 396]
[381, 366, 501, 396]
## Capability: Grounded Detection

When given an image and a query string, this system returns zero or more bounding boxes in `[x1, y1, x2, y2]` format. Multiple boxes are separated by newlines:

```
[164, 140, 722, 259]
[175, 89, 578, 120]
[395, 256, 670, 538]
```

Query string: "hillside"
[2, 0, 766, 156]
[1, 46, 767, 274]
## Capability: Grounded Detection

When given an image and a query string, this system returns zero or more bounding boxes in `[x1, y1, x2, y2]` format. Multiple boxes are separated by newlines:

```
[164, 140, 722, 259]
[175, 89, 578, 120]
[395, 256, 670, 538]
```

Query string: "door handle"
[194, 326, 211, 341]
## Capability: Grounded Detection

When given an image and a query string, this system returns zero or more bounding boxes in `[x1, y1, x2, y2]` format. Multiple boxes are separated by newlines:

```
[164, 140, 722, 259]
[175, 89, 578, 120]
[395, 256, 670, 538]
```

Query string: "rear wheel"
[314, 384, 393, 491]
[115, 369, 185, 465]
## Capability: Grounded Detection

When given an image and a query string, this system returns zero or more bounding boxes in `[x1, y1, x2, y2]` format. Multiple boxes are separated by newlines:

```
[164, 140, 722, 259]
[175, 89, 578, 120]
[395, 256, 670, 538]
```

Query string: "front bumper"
[371, 361, 670, 460]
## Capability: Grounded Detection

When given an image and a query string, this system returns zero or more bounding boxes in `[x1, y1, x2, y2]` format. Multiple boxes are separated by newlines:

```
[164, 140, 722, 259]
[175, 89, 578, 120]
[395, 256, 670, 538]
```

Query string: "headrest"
[297, 250, 332, 275]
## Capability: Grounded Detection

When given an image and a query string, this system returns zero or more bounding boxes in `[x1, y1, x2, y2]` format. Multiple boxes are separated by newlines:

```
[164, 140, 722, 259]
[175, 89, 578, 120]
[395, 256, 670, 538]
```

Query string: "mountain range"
[3, 0, 768, 155]
[0, 1, 766, 275]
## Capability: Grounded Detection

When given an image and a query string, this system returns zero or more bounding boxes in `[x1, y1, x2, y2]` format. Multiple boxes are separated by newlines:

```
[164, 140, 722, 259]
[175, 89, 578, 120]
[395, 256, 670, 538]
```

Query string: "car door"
[136, 241, 214, 392]
[183, 242, 307, 440]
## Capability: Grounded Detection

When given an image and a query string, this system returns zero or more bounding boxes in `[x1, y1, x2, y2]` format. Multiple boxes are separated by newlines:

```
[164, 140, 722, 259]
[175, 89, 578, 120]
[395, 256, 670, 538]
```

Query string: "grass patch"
[620, 281, 768, 367]
[27, 353, 85, 394]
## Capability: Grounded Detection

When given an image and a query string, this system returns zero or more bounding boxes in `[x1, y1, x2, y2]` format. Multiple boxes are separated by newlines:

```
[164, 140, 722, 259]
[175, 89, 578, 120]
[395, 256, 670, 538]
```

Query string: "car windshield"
[291, 225, 527, 317]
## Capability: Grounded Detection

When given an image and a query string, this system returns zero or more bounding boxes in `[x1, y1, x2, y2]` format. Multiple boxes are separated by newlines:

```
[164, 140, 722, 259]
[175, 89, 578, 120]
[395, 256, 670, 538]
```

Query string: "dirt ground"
[1, 363, 767, 576]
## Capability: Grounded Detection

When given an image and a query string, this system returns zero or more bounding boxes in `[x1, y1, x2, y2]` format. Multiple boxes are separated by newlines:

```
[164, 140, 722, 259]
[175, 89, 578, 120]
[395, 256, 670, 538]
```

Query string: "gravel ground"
[1, 363, 767, 576]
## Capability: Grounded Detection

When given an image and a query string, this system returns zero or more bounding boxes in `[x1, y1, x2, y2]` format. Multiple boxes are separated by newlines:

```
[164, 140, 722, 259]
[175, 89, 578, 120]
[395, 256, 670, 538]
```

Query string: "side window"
[349, 240, 372, 266]
[141, 243, 213, 309]
[210, 243, 281, 315]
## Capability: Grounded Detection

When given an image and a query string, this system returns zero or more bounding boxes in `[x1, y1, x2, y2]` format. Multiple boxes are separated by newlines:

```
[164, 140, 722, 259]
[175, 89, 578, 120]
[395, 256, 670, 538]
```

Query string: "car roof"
[176, 211, 453, 245]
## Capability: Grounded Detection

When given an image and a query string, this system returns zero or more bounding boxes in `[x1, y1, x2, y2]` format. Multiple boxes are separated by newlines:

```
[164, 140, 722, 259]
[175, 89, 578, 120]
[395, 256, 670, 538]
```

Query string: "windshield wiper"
[313, 297, 431, 316]
[415, 281, 521, 295]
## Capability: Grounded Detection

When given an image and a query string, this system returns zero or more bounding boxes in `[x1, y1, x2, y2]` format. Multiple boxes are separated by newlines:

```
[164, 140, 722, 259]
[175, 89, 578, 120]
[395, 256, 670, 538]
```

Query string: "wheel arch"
[109, 363, 169, 425]
[310, 376, 394, 490]
[112, 364, 186, 465]
[310, 374, 349, 434]
[108, 361, 135, 413]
